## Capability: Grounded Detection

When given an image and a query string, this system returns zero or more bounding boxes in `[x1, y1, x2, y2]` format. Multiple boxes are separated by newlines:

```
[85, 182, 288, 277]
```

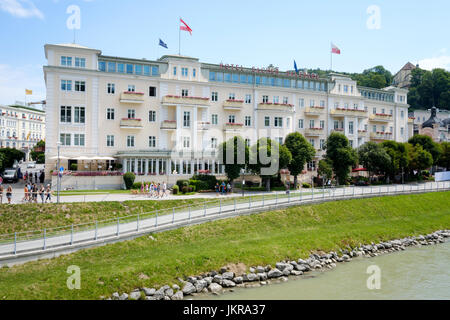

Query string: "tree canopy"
[324, 132, 358, 185]
[408, 68, 450, 111]
[358, 142, 391, 178]
[218, 136, 249, 184]
[408, 135, 442, 165]
[283, 132, 315, 188]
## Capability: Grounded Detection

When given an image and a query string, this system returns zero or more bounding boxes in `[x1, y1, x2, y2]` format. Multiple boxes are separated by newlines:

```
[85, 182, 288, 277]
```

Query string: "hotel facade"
[0, 104, 45, 161]
[43, 43, 411, 188]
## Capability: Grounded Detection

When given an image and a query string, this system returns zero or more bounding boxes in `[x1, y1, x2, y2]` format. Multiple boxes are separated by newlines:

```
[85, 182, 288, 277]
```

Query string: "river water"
[195, 241, 450, 300]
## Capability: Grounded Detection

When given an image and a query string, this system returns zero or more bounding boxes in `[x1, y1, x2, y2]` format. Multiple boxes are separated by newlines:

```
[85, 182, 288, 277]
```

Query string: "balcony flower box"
[334, 128, 344, 132]
[225, 123, 243, 126]
[309, 127, 323, 130]
[122, 118, 142, 121]
[226, 99, 244, 103]
[163, 120, 176, 123]
[123, 91, 144, 95]
[311, 106, 325, 109]
[375, 113, 391, 117]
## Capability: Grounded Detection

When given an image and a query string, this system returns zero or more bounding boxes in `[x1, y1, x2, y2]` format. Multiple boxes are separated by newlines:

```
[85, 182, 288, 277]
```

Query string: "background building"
[0, 104, 46, 160]
[44, 43, 410, 189]
[392, 62, 417, 89]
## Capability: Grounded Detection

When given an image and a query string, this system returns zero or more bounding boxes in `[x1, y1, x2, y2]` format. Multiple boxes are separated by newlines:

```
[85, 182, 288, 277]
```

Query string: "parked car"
[27, 162, 36, 169]
[2, 169, 18, 183]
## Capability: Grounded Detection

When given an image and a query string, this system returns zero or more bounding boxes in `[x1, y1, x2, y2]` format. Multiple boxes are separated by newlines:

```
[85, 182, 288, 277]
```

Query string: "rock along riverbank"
[108, 229, 450, 300]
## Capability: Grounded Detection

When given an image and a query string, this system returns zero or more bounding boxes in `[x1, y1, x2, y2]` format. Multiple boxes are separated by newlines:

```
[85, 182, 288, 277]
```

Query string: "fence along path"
[0, 181, 448, 260]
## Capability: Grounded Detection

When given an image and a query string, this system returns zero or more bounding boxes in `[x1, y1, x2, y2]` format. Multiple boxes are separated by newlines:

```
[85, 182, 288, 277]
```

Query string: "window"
[60, 133, 71, 146]
[126, 64, 133, 74]
[74, 134, 85, 146]
[75, 57, 86, 68]
[245, 116, 251, 127]
[381, 108, 385, 114]
[298, 119, 304, 129]
[334, 120, 339, 130]
[381, 125, 385, 133]
[182, 89, 189, 97]
[265, 116, 270, 127]
[228, 115, 236, 124]
[183, 137, 190, 148]
[354, 104, 358, 110]
[320, 100, 325, 107]
[181, 67, 188, 77]
[149, 111, 156, 122]
[149, 136, 156, 148]
[211, 138, 218, 149]
[107, 135, 115, 147]
[135, 65, 142, 75]
[310, 100, 315, 107]
[309, 119, 315, 129]
[118, 63, 125, 73]
[276, 137, 283, 145]
[61, 80, 72, 91]
[106, 108, 115, 120]
[173, 67, 177, 75]
[211, 92, 218, 102]
[320, 139, 325, 150]
[274, 117, 283, 128]
[193, 68, 196, 77]
[390, 126, 393, 133]
[149, 86, 156, 97]
[349, 140, 353, 148]
[390, 109, 393, 116]
[299, 98, 305, 108]
[75, 81, 86, 92]
[401, 127, 404, 135]
[262, 95, 269, 103]
[320, 120, 325, 129]
[309, 139, 315, 148]
[107, 83, 115, 94]
[61, 56, 72, 66]
[373, 107, 377, 115]
[245, 139, 251, 148]
[183, 111, 191, 127]
[128, 85, 135, 92]
[228, 93, 235, 100]
[127, 109, 136, 119]
[245, 94, 252, 104]
[127, 136, 135, 147]
[211, 114, 218, 125]
[344, 85, 348, 93]
[365, 124, 368, 132]
[349, 121, 354, 134]
[401, 110, 405, 118]
[283, 97, 289, 104]
[74, 107, 85, 124]
[373, 125, 377, 133]
[60, 106, 72, 123]
[273, 96, 279, 104]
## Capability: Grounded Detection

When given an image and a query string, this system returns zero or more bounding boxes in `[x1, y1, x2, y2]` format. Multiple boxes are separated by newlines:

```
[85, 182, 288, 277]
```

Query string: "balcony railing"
[369, 114, 393, 122]
[304, 106, 325, 116]
[197, 121, 211, 130]
[258, 102, 294, 111]
[223, 100, 244, 110]
[162, 95, 210, 106]
[160, 120, 177, 130]
[304, 128, 325, 136]
[223, 123, 244, 131]
[120, 91, 145, 104]
[331, 108, 368, 117]
[120, 118, 143, 129]
[370, 132, 393, 140]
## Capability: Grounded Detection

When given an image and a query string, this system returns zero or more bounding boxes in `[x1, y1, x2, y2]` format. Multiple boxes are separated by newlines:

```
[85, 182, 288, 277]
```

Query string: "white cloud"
[0, 64, 45, 106]
[0, 0, 44, 19]
[418, 50, 450, 71]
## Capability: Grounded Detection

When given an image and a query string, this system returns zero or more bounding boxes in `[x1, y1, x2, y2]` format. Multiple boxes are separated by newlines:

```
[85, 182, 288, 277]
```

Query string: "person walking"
[32, 184, 38, 203]
[6, 185, 12, 204]
[39, 185, 45, 204]
[45, 184, 52, 203]
[39, 171, 45, 184]
[22, 184, 29, 203]
[162, 182, 167, 197]
[0, 184, 3, 204]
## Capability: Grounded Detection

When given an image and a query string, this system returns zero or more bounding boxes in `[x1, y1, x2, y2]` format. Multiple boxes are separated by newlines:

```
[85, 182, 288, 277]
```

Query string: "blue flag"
[159, 39, 168, 49]
[294, 60, 299, 74]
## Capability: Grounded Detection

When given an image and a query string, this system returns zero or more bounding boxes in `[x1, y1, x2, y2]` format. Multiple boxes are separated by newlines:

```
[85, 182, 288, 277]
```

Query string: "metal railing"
[0, 181, 448, 258]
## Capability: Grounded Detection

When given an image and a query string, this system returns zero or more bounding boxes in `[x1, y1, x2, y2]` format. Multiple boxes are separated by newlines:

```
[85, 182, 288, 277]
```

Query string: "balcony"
[223, 123, 244, 132]
[257, 102, 294, 112]
[162, 95, 210, 107]
[304, 106, 325, 116]
[160, 120, 177, 130]
[370, 132, 393, 141]
[369, 114, 393, 122]
[120, 91, 145, 104]
[304, 128, 325, 137]
[197, 121, 211, 130]
[223, 100, 243, 110]
[120, 118, 143, 129]
[358, 130, 370, 138]
[331, 108, 368, 118]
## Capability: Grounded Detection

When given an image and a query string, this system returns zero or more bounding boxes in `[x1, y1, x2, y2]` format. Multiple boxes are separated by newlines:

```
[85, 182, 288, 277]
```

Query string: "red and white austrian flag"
[331, 43, 341, 54]
[180, 18, 192, 35]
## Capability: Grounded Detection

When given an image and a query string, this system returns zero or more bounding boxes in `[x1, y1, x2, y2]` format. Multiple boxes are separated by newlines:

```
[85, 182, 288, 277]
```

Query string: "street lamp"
[241, 168, 245, 197]
[56, 142, 61, 204]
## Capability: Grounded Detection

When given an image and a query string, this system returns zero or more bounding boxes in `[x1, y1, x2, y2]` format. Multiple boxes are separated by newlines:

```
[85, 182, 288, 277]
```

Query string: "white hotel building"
[43, 43, 410, 187]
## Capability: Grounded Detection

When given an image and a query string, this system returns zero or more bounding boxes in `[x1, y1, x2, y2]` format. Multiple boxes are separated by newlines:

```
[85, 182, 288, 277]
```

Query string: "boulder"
[222, 272, 235, 280]
[172, 284, 180, 291]
[171, 291, 183, 300]
[221, 280, 236, 288]
[233, 277, 244, 284]
[282, 269, 291, 276]
[143, 288, 156, 296]
[119, 293, 128, 301]
[208, 283, 223, 294]
[257, 273, 268, 281]
[291, 270, 303, 276]
[195, 280, 208, 293]
[129, 291, 141, 300]
[182, 282, 196, 295]
[112, 292, 120, 300]
[213, 275, 223, 284]
[203, 277, 213, 285]
[268, 268, 283, 278]
[164, 288, 174, 297]
[244, 273, 258, 282]
[256, 266, 265, 274]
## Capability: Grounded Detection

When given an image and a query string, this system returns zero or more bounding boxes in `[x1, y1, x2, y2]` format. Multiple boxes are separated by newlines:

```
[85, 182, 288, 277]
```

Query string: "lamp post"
[241, 168, 245, 197]
[56, 142, 61, 204]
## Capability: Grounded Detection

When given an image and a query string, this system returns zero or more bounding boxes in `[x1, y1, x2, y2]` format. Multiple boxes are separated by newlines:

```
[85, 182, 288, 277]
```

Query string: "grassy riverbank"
[0, 191, 449, 300]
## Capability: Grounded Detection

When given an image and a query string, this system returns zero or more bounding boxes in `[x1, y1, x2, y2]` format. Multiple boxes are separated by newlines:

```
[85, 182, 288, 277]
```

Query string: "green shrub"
[302, 183, 311, 189]
[132, 182, 142, 190]
[172, 185, 179, 195]
[176, 179, 190, 189]
[123, 172, 136, 190]
[191, 174, 217, 190]
[70, 163, 78, 171]
[189, 179, 209, 191]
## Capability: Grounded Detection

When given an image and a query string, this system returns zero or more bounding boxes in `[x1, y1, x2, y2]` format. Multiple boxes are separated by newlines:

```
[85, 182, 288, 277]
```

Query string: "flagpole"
[178, 17, 181, 55]
[330, 42, 332, 72]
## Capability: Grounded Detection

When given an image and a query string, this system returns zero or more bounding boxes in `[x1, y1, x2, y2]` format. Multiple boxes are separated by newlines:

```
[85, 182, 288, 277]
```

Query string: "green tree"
[407, 144, 433, 173]
[324, 132, 358, 185]
[218, 136, 249, 186]
[0, 148, 25, 172]
[123, 172, 136, 190]
[408, 68, 450, 111]
[249, 138, 292, 191]
[317, 159, 333, 183]
[408, 135, 442, 165]
[358, 142, 391, 180]
[283, 132, 315, 189]
[437, 142, 450, 170]
[381, 141, 409, 180]
[30, 140, 46, 164]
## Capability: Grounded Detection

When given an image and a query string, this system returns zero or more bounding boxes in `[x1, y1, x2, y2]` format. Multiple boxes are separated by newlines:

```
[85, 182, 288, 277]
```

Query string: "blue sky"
[0, 0, 449, 105]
